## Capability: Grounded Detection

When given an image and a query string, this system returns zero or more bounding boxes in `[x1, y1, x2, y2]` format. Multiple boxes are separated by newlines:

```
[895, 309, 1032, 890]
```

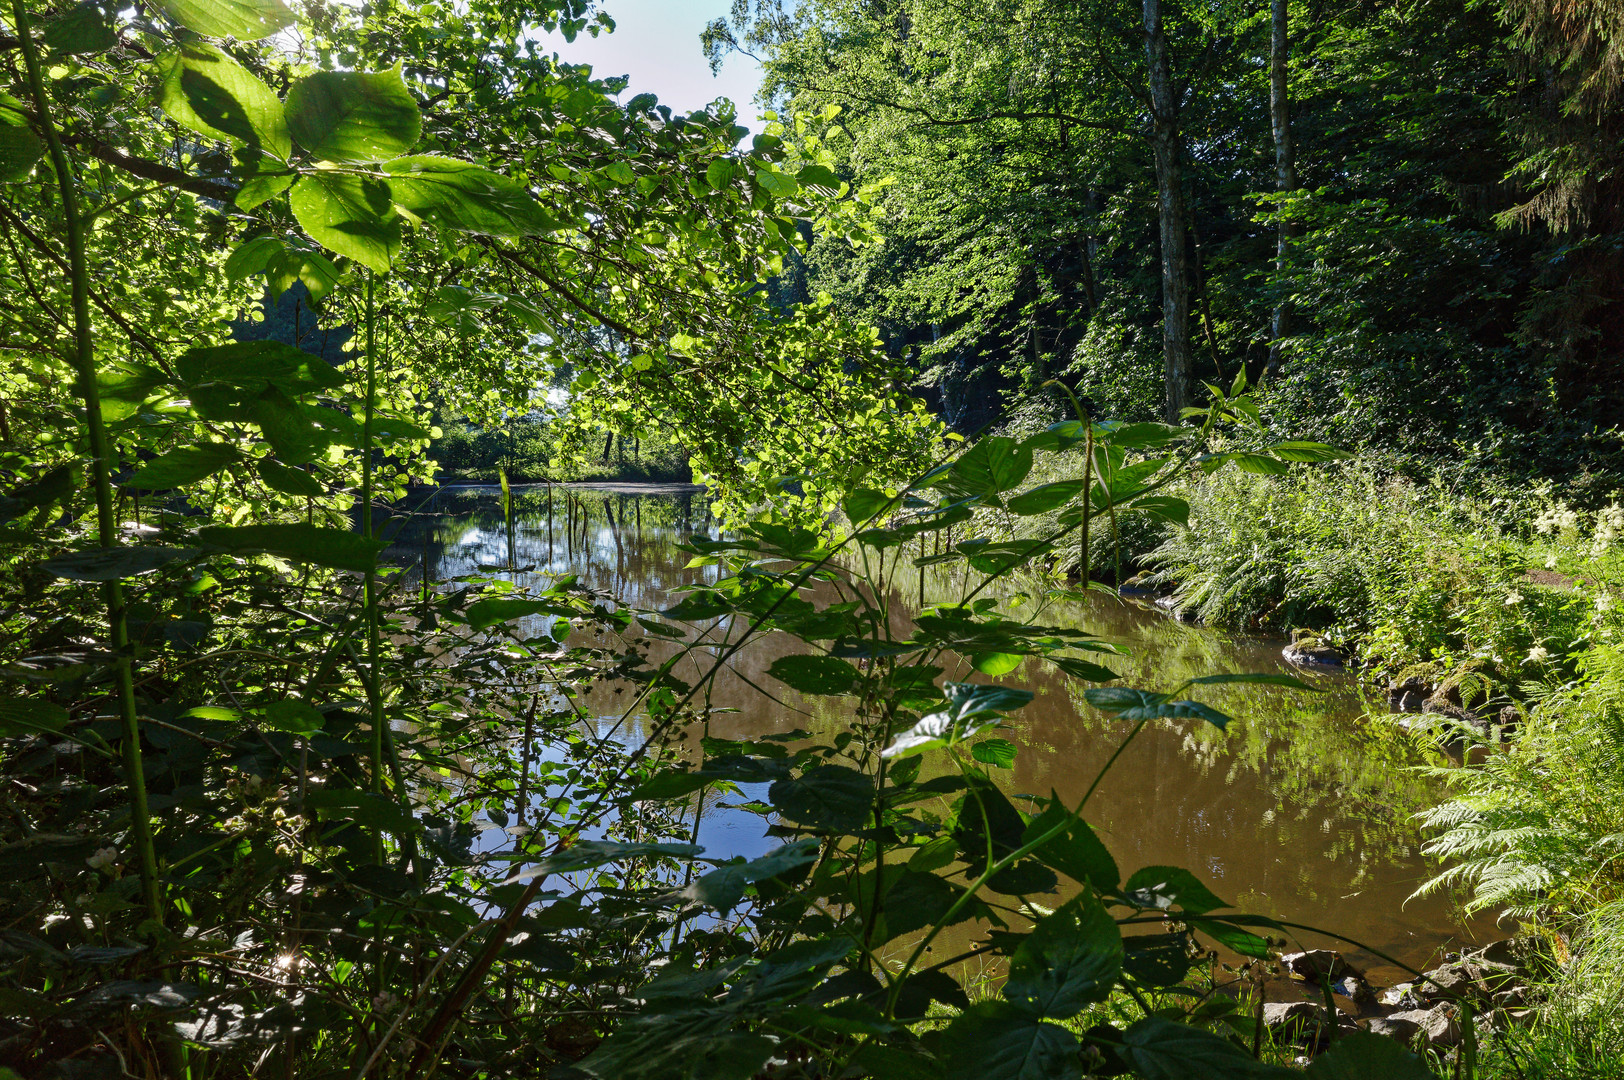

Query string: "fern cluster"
[1415, 644, 1624, 917]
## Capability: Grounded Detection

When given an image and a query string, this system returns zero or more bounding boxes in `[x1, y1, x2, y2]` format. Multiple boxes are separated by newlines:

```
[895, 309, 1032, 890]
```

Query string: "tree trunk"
[1266, 0, 1297, 382]
[1145, 0, 1194, 423]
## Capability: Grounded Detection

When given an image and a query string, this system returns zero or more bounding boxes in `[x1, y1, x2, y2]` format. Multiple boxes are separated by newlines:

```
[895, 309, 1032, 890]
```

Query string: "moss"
[1393, 661, 1444, 688]
[1430, 658, 1501, 710]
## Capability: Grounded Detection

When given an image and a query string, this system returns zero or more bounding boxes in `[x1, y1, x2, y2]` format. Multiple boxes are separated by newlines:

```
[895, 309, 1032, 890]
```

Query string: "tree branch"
[62, 135, 237, 203]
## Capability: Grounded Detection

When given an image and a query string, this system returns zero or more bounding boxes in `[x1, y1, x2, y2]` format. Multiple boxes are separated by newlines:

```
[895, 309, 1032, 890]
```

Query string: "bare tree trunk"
[1081, 188, 1100, 313]
[1145, 0, 1194, 423]
[1266, 0, 1297, 382]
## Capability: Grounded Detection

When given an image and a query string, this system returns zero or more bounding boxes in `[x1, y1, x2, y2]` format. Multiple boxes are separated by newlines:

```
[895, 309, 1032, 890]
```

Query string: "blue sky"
[544, 1, 767, 125]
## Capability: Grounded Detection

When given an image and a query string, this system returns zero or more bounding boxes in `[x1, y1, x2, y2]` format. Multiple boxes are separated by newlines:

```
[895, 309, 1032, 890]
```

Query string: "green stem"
[12, 0, 161, 926]
[362, 270, 384, 864]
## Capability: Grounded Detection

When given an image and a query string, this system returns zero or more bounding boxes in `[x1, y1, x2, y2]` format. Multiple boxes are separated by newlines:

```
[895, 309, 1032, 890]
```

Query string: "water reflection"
[385, 485, 1484, 984]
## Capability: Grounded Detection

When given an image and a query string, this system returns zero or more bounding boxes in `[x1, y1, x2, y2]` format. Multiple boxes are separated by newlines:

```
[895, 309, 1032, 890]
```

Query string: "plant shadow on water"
[387, 484, 1492, 991]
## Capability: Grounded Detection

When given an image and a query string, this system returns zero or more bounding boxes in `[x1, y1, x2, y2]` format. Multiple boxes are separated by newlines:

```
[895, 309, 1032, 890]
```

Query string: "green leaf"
[767, 654, 861, 696]
[251, 388, 328, 464]
[884, 709, 1000, 757]
[256, 459, 323, 497]
[841, 487, 893, 524]
[1127, 495, 1189, 525]
[40, 547, 197, 581]
[262, 699, 324, 734]
[0, 125, 42, 183]
[1099, 421, 1186, 449]
[929, 1001, 1080, 1080]
[1007, 480, 1087, 516]
[946, 682, 1035, 718]
[177, 340, 344, 396]
[1082, 687, 1232, 728]
[796, 163, 844, 194]
[126, 443, 239, 489]
[155, 43, 291, 159]
[971, 738, 1017, 768]
[1118, 1017, 1290, 1079]
[1268, 441, 1351, 463]
[1023, 797, 1119, 890]
[384, 155, 555, 236]
[285, 67, 421, 163]
[705, 157, 736, 189]
[464, 597, 574, 631]
[288, 171, 401, 273]
[1185, 917, 1273, 958]
[1123, 866, 1228, 914]
[946, 436, 1034, 495]
[972, 651, 1023, 676]
[1005, 892, 1123, 1019]
[302, 790, 412, 833]
[44, 2, 117, 54]
[196, 523, 385, 572]
[683, 840, 819, 915]
[0, 464, 75, 523]
[151, 0, 293, 38]
[234, 167, 295, 210]
[1228, 452, 1290, 475]
[1303, 1032, 1435, 1079]
[0, 699, 69, 736]
[768, 765, 873, 831]
[224, 236, 284, 280]
[755, 167, 798, 197]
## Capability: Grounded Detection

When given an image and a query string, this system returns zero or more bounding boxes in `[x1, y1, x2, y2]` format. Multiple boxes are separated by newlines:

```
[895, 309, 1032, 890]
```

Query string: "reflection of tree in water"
[388, 489, 1482, 977]
[381, 487, 715, 608]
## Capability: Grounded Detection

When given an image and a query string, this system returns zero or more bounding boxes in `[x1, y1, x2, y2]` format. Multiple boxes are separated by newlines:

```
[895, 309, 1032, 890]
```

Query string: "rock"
[1263, 1001, 1357, 1047]
[1263, 1000, 1319, 1033]
[1119, 573, 1158, 597]
[1395, 690, 1425, 713]
[1414, 959, 1522, 1004]
[1332, 974, 1376, 1005]
[1416, 963, 1477, 1000]
[1154, 595, 1196, 622]
[1378, 983, 1424, 1010]
[1421, 699, 1481, 727]
[1283, 640, 1344, 666]
[1428, 660, 1498, 713]
[1281, 949, 1357, 983]
[1386, 1006, 1459, 1048]
[1367, 1014, 1421, 1041]
[1492, 987, 1527, 1010]
[1471, 938, 1522, 969]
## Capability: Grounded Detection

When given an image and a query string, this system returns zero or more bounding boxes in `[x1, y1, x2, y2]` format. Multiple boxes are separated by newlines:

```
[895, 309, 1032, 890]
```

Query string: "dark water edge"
[382, 484, 1493, 988]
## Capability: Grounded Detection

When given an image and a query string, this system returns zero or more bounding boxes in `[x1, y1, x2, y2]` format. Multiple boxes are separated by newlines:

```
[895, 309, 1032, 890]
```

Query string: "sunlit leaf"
[285, 67, 420, 163]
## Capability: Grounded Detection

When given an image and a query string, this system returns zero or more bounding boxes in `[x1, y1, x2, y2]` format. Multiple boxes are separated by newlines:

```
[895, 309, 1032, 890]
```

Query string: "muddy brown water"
[387, 484, 1492, 990]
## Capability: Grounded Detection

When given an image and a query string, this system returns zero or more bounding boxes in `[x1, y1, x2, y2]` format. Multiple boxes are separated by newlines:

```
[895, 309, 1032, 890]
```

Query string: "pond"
[386, 483, 1488, 988]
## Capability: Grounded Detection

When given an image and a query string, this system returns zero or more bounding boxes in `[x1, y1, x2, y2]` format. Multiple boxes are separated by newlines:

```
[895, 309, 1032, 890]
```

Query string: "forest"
[0, 0, 1621, 1076]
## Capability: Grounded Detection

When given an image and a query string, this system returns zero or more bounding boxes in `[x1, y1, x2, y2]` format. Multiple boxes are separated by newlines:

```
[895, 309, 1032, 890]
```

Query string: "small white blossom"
[1526, 645, 1551, 665]
[85, 847, 119, 872]
[1504, 592, 1523, 606]
[1597, 592, 1615, 613]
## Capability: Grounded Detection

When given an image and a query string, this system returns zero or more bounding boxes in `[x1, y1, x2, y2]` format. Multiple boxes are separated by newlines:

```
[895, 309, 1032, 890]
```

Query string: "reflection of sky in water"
[386, 485, 1490, 982]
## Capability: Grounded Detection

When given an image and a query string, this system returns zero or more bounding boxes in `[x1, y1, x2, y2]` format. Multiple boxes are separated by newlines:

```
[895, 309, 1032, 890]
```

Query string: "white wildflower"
[1504, 591, 1523, 606]
[1598, 592, 1616, 613]
[1526, 645, 1551, 665]
[85, 847, 119, 872]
